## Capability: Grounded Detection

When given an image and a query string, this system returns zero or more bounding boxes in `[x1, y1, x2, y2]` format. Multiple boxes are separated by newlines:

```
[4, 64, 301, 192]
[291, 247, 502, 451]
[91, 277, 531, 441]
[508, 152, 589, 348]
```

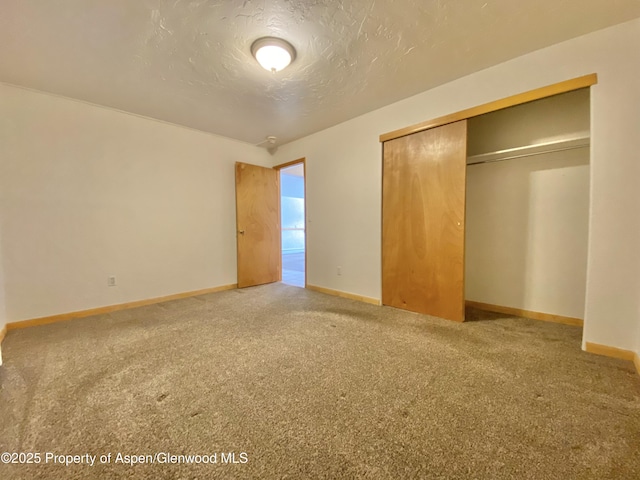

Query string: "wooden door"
[235, 162, 281, 288]
[382, 120, 467, 321]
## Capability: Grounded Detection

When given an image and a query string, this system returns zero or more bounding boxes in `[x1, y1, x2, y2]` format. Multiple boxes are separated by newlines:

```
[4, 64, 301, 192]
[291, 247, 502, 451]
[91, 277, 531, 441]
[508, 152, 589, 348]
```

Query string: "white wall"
[637, 310, 640, 361]
[272, 18, 640, 352]
[637, 281, 640, 360]
[0, 229, 6, 330]
[0, 230, 5, 364]
[0, 84, 271, 322]
[637, 304, 640, 360]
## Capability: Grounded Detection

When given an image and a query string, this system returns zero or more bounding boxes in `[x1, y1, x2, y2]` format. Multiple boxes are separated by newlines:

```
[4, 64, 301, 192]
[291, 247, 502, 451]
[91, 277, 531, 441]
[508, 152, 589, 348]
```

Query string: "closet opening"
[464, 88, 590, 326]
[380, 75, 596, 324]
[276, 160, 306, 288]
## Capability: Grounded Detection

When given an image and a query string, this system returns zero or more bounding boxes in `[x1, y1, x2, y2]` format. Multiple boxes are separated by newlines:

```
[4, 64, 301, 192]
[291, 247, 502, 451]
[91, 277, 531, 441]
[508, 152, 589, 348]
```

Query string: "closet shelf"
[466, 136, 590, 165]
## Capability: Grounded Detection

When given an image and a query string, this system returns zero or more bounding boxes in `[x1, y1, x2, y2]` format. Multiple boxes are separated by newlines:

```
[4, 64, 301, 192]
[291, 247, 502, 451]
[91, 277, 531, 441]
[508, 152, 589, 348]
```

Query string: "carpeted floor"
[1, 283, 639, 479]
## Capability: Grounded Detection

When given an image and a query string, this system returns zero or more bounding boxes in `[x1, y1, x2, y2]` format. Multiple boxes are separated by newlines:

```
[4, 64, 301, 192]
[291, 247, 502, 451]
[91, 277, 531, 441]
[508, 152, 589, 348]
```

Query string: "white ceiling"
[2, 1, 639, 148]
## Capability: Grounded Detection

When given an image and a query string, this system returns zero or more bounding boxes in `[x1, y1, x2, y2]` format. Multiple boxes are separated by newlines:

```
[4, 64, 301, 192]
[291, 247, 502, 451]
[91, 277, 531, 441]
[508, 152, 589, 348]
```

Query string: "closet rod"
[467, 143, 589, 166]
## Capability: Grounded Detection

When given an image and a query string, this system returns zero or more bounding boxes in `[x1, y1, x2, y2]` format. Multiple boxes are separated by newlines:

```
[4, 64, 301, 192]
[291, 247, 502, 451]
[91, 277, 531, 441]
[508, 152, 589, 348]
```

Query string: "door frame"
[273, 158, 307, 288]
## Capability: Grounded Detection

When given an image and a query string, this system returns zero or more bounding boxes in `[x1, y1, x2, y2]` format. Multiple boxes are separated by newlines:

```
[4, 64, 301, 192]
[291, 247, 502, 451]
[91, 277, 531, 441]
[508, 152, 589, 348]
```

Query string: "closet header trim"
[379, 73, 597, 143]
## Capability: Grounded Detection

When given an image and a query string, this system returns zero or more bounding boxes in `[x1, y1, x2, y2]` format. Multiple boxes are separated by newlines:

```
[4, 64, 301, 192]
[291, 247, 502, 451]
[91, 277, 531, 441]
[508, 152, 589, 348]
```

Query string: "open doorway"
[275, 159, 306, 288]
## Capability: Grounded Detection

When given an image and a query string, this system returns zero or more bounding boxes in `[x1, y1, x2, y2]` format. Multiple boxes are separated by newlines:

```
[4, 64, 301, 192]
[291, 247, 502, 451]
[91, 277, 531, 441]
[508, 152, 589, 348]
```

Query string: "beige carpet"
[1, 283, 639, 479]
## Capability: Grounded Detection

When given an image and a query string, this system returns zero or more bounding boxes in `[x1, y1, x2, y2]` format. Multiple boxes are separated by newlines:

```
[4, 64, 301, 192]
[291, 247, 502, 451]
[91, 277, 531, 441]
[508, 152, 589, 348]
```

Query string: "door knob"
[238, 230, 245, 235]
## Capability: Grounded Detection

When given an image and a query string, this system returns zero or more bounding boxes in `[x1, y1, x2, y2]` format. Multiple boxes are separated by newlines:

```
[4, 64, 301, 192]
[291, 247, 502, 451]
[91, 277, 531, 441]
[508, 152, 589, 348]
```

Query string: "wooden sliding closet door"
[382, 120, 467, 321]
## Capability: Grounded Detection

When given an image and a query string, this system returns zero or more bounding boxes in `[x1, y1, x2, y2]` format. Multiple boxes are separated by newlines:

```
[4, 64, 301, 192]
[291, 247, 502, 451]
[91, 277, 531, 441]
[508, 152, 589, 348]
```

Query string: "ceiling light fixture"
[251, 37, 296, 73]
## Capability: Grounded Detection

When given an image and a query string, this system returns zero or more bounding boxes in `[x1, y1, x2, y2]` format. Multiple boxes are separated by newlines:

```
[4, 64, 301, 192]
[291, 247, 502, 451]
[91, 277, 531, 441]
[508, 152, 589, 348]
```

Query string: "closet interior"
[465, 89, 590, 324]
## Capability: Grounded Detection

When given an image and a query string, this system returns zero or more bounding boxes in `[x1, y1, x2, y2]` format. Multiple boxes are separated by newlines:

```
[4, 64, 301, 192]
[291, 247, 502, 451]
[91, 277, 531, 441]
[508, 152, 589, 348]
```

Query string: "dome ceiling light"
[251, 37, 296, 73]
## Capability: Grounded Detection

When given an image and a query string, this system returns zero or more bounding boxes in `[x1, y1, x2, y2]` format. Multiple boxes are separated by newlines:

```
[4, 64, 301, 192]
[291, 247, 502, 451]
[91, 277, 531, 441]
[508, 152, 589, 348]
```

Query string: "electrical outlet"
[337, 266, 342, 276]
[108, 276, 117, 287]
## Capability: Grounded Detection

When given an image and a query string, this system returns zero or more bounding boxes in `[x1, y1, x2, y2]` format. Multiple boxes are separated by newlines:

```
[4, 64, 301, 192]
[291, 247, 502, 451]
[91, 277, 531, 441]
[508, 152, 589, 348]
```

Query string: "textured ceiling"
[2, 1, 640, 147]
